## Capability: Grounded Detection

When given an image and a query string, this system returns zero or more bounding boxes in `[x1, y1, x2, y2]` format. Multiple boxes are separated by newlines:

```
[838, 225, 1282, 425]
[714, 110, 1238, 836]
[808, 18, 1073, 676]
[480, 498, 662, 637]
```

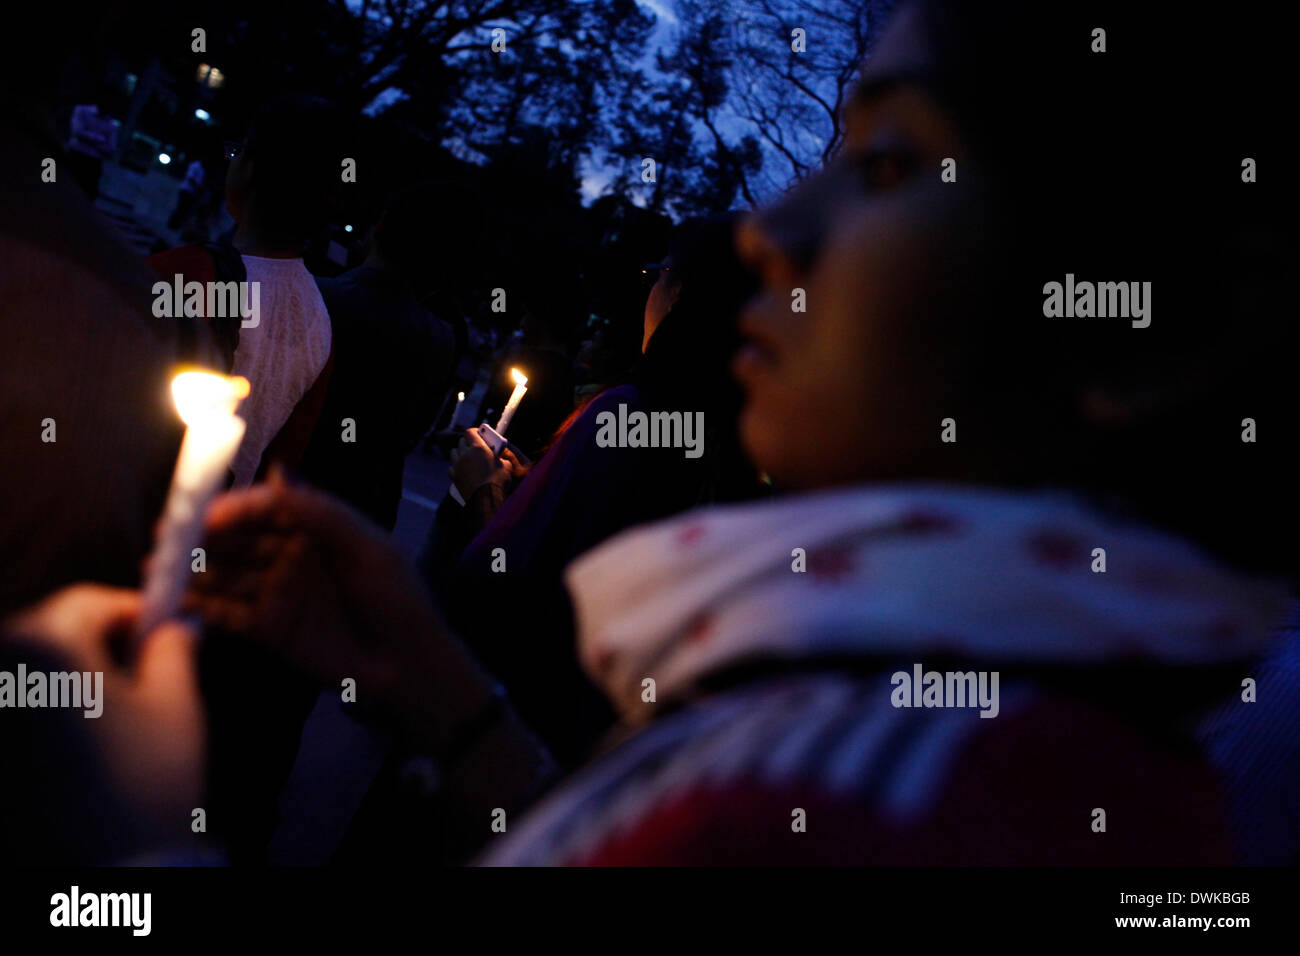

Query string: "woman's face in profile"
[734, 3, 995, 492]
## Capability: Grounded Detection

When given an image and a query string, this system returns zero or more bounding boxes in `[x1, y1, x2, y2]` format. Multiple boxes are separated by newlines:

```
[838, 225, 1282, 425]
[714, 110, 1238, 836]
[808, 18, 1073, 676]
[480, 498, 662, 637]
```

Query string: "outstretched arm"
[187, 469, 558, 854]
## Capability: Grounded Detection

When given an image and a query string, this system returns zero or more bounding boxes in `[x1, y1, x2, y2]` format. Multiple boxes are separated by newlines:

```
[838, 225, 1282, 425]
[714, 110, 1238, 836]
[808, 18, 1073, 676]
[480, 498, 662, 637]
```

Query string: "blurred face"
[733, 3, 995, 491]
[642, 264, 681, 352]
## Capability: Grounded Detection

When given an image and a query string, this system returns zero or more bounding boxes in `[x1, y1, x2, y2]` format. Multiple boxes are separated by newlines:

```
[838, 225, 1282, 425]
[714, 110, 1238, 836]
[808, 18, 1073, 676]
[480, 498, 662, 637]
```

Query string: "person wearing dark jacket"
[298, 183, 456, 530]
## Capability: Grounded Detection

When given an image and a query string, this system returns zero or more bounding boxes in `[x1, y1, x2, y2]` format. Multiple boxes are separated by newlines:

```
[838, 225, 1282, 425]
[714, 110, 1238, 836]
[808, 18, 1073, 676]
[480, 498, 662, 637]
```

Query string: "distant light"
[344, 224, 353, 233]
[196, 64, 225, 89]
[158, 153, 172, 165]
[194, 108, 211, 122]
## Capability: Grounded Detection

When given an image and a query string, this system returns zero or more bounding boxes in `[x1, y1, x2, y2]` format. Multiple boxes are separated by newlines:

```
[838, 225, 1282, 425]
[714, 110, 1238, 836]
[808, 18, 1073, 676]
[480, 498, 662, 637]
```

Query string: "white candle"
[449, 390, 467, 428]
[494, 368, 528, 435]
[137, 371, 249, 638]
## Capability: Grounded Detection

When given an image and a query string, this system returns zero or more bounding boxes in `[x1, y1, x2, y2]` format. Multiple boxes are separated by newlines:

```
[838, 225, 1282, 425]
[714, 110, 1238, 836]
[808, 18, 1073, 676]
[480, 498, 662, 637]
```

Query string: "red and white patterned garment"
[481, 485, 1291, 865]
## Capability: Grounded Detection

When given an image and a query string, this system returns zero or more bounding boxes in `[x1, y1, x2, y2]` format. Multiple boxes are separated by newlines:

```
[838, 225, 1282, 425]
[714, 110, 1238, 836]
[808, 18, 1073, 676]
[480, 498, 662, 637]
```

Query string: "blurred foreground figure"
[0, 38, 215, 617]
[1, 589, 206, 864]
[0, 15, 216, 863]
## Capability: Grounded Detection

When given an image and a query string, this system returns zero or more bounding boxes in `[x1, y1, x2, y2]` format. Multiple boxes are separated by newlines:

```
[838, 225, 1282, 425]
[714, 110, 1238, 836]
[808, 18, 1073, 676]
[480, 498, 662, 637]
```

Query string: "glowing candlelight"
[137, 371, 249, 637]
[450, 390, 467, 428]
[494, 368, 528, 435]
[448, 368, 528, 507]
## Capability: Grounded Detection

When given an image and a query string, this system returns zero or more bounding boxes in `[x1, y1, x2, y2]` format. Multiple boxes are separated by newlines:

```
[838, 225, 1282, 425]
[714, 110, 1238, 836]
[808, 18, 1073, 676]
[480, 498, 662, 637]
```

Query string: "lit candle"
[494, 368, 528, 435]
[448, 368, 528, 507]
[137, 370, 250, 638]
[450, 390, 467, 428]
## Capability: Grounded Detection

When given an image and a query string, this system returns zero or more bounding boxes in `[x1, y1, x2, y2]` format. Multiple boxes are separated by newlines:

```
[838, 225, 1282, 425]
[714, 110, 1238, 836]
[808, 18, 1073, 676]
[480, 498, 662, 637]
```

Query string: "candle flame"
[458, 391, 465, 401]
[510, 368, 528, 386]
[172, 371, 250, 427]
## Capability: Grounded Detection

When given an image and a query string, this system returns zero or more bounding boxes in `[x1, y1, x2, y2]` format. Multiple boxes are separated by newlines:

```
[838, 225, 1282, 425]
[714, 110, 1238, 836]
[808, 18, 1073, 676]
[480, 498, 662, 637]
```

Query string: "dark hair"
[907, 0, 1298, 578]
[373, 181, 448, 278]
[639, 214, 755, 390]
[243, 95, 346, 246]
[635, 213, 764, 502]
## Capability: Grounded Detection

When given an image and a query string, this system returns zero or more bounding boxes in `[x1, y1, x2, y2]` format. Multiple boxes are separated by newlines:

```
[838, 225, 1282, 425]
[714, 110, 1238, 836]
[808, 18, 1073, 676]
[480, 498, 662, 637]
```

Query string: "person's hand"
[186, 470, 497, 746]
[501, 447, 529, 479]
[449, 427, 520, 499]
[191, 473, 558, 822]
[3, 584, 205, 839]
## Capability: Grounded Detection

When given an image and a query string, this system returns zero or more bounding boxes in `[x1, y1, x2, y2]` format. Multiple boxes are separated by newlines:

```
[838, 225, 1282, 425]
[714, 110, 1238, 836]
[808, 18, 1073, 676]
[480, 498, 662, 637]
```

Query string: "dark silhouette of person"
[297, 182, 458, 531]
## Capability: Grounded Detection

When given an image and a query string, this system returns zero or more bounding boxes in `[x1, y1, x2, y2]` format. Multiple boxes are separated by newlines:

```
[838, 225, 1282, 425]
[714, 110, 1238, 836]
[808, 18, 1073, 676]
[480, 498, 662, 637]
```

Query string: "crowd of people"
[3, 0, 1298, 867]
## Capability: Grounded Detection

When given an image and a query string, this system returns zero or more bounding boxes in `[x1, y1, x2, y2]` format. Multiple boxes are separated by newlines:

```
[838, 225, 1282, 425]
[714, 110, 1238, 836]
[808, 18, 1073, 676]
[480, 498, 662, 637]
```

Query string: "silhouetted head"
[370, 181, 447, 285]
[639, 214, 757, 400]
[225, 95, 344, 252]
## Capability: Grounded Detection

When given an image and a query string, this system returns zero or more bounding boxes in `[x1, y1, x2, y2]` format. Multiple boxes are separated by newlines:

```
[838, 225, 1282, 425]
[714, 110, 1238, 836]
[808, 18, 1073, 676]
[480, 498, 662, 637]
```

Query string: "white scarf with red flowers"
[565, 484, 1292, 722]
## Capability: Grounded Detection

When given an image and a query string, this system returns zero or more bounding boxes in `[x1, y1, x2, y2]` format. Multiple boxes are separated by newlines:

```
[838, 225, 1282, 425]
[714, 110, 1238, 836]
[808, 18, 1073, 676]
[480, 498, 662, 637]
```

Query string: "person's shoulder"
[553, 385, 642, 450]
[585, 384, 643, 416]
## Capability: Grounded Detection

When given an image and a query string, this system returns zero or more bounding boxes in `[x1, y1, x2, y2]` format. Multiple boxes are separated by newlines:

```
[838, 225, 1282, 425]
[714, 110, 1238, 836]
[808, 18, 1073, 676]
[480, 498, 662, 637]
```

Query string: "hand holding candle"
[137, 371, 250, 638]
[450, 367, 527, 506]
